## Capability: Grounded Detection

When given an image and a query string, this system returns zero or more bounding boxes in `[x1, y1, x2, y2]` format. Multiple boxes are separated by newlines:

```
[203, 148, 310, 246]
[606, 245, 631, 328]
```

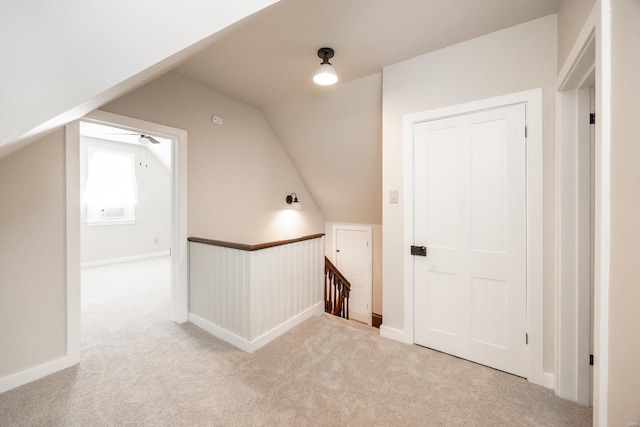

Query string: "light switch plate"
[389, 190, 399, 204]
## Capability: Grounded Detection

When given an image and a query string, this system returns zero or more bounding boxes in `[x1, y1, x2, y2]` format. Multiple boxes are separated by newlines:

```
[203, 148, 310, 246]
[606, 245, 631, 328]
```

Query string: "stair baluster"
[324, 257, 351, 319]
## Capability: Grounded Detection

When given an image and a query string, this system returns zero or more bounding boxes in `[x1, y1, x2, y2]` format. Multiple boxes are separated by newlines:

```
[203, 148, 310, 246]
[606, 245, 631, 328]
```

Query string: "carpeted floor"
[0, 257, 592, 426]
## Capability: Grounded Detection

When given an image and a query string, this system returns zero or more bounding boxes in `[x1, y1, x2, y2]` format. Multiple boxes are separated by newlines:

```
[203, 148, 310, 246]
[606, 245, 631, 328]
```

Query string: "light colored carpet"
[0, 257, 592, 426]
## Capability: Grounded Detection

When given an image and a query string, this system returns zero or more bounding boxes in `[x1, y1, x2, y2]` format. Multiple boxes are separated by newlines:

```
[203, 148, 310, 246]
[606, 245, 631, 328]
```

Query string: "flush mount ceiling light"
[285, 193, 302, 210]
[313, 47, 338, 86]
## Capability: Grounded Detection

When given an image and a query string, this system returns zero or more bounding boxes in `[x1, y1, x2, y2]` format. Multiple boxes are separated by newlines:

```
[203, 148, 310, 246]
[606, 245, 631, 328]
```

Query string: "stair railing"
[324, 256, 351, 319]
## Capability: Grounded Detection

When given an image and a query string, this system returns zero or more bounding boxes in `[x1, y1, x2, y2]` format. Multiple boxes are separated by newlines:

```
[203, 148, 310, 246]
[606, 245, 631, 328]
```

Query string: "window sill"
[86, 219, 136, 227]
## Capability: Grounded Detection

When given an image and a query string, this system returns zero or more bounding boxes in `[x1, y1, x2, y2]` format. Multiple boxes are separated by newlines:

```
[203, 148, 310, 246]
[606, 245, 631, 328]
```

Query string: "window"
[85, 148, 137, 225]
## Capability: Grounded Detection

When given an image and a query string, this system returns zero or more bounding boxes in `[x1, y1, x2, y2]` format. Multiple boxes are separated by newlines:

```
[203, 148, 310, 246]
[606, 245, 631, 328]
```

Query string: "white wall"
[262, 73, 382, 225]
[382, 15, 557, 372]
[0, 0, 279, 157]
[80, 137, 171, 264]
[557, 0, 597, 70]
[103, 72, 325, 244]
[608, 0, 640, 423]
[0, 130, 66, 377]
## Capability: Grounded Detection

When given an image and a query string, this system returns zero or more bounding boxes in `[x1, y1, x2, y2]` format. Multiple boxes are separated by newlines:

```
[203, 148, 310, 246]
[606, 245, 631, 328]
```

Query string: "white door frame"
[332, 224, 373, 325]
[555, 4, 601, 406]
[402, 89, 544, 386]
[65, 110, 188, 362]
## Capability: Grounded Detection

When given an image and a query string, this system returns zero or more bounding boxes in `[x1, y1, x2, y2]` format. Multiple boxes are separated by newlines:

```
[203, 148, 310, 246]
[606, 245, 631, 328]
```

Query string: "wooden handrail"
[324, 257, 351, 292]
[188, 234, 325, 252]
[324, 256, 351, 320]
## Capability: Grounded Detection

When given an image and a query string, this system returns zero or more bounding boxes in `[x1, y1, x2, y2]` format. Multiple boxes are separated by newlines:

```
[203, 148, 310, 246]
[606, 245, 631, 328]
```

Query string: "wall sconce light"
[285, 193, 302, 210]
[313, 47, 338, 86]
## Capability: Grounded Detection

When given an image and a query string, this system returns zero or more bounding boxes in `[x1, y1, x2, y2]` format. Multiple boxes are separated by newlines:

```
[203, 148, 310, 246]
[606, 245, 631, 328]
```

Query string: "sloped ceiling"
[262, 73, 382, 223]
[0, 0, 278, 158]
[174, 0, 560, 224]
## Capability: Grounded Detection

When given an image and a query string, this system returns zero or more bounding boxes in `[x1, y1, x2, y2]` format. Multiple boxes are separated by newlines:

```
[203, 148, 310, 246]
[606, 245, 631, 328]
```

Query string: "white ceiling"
[172, 0, 560, 224]
[174, 0, 560, 108]
[80, 122, 172, 170]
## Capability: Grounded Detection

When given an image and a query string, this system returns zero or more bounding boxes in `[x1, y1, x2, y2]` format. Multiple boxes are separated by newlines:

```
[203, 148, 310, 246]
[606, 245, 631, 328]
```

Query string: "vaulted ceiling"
[173, 0, 561, 223]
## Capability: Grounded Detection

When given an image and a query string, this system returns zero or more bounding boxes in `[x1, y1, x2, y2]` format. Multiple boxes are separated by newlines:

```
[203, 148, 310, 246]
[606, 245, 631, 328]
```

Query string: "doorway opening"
[78, 120, 173, 327]
[64, 111, 188, 363]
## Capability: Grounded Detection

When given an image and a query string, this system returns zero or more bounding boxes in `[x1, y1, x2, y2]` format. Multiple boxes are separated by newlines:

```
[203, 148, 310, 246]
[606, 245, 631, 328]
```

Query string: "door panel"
[470, 277, 507, 348]
[470, 119, 507, 253]
[424, 127, 458, 249]
[413, 104, 527, 377]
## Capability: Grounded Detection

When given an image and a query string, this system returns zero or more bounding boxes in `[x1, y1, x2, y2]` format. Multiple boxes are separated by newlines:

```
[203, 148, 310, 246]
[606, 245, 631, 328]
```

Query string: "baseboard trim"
[543, 372, 555, 389]
[372, 313, 383, 329]
[250, 303, 324, 351]
[81, 250, 170, 269]
[0, 354, 80, 394]
[379, 324, 413, 344]
[189, 314, 252, 352]
[189, 302, 324, 353]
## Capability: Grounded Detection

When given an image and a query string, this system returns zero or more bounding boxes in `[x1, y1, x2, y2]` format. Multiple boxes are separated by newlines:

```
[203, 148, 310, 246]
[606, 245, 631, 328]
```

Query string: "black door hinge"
[526, 333, 528, 345]
[590, 113, 596, 125]
[590, 354, 594, 366]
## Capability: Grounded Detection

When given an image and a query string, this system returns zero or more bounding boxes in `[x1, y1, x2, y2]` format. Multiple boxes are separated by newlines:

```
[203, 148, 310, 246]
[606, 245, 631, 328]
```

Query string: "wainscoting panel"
[189, 242, 251, 339]
[188, 235, 324, 352]
[250, 238, 323, 341]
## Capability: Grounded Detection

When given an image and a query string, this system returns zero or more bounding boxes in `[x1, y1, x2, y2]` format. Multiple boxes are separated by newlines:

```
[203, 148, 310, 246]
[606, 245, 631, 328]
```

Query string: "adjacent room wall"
[608, 0, 640, 423]
[0, 130, 66, 377]
[103, 72, 325, 244]
[80, 137, 171, 264]
[382, 15, 557, 372]
[557, 0, 597, 71]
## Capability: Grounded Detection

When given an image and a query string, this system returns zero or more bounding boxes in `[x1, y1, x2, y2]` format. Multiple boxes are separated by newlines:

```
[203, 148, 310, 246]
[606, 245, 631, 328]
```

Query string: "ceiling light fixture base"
[317, 47, 334, 62]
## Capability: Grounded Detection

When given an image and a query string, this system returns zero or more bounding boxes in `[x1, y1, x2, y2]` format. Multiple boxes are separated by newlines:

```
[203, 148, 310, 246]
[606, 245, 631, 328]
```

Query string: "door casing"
[555, 3, 598, 406]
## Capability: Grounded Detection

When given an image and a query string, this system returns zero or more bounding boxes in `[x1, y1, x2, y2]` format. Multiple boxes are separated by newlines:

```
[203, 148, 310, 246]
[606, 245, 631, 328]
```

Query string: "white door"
[335, 226, 372, 325]
[413, 104, 527, 377]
